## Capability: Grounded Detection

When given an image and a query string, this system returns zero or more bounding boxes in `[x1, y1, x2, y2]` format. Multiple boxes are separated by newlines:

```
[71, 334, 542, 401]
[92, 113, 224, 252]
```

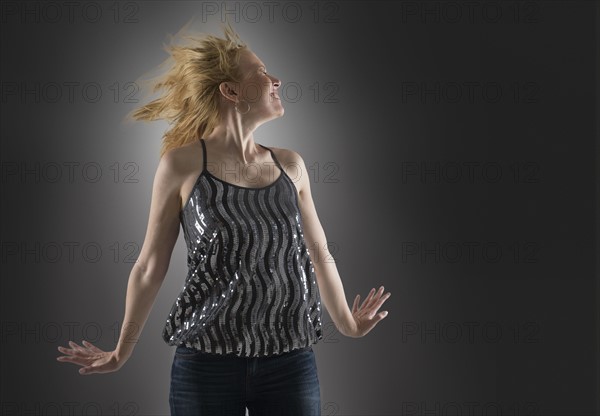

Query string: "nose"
[271, 76, 281, 89]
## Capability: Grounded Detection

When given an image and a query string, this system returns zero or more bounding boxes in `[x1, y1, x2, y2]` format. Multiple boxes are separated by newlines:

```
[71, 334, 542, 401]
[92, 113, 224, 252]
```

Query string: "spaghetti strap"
[258, 143, 284, 172]
[200, 138, 207, 172]
[163, 136, 323, 357]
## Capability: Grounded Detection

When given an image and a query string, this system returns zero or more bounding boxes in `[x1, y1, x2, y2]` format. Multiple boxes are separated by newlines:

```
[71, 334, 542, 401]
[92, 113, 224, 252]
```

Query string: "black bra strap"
[259, 144, 284, 172]
[200, 138, 207, 172]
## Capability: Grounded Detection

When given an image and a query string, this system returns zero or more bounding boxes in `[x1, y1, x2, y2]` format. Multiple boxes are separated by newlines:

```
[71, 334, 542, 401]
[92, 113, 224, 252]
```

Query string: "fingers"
[359, 288, 376, 310]
[80, 364, 99, 375]
[57, 345, 94, 360]
[68, 340, 86, 353]
[368, 311, 389, 325]
[57, 341, 122, 376]
[61, 348, 85, 359]
[357, 288, 377, 313]
[79, 362, 99, 375]
[57, 344, 81, 358]
[352, 294, 360, 313]
[365, 287, 383, 310]
[359, 286, 390, 312]
[350, 287, 391, 337]
[372, 291, 391, 312]
[79, 355, 119, 375]
[82, 340, 105, 353]
[57, 340, 98, 366]
[357, 286, 391, 324]
[56, 351, 92, 367]
[366, 297, 390, 322]
[58, 340, 103, 357]
[57, 354, 87, 366]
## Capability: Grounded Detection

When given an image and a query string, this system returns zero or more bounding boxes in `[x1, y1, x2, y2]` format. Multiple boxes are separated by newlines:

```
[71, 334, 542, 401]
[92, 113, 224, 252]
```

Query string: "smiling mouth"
[270, 93, 280, 100]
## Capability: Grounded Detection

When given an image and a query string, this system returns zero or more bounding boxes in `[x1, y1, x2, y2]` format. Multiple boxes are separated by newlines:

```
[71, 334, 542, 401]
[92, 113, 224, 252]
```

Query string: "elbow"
[133, 259, 168, 285]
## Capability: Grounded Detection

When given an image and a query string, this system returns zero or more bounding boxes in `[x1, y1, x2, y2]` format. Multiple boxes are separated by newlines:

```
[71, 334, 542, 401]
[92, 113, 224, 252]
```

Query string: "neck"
[203, 113, 262, 165]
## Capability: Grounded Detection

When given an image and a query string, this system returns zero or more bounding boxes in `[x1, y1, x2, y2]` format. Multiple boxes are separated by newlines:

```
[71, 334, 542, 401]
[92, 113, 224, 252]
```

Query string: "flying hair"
[126, 17, 248, 158]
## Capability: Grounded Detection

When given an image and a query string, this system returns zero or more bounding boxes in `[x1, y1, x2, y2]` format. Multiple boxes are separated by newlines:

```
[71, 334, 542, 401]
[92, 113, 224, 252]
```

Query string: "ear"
[218, 81, 239, 103]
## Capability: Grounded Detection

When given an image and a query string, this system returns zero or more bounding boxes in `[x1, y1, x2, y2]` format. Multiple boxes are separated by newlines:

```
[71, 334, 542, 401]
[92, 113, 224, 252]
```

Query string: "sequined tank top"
[162, 138, 323, 357]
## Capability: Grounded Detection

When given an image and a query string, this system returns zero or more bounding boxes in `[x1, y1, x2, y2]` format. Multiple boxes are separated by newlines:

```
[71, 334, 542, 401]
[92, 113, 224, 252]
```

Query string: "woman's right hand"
[56, 340, 126, 375]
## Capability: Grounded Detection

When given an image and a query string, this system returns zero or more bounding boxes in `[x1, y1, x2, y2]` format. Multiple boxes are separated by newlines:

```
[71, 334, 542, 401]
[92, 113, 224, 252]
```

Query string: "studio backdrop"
[1, 1, 598, 415]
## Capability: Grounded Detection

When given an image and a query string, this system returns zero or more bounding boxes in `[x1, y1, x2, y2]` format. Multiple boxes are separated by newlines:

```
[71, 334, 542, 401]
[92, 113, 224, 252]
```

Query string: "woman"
[56, 21, 391, 415]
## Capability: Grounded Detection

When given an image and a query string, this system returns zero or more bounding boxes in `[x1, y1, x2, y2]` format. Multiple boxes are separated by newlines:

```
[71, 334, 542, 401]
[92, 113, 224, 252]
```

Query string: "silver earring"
[234, 100, 250, 115]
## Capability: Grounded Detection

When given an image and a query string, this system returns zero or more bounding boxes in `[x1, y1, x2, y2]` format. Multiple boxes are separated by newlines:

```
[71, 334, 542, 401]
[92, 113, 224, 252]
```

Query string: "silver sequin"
[162, 140, 323, 357]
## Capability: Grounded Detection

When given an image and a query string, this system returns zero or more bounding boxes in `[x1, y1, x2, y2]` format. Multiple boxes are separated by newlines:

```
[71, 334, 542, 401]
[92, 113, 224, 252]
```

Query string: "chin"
[258, 112, 284, 126]
[270, 107, 285, 118]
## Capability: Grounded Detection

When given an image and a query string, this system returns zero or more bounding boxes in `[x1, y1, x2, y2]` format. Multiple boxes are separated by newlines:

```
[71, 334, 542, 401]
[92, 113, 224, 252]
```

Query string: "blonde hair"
[126, 19, 248, 158]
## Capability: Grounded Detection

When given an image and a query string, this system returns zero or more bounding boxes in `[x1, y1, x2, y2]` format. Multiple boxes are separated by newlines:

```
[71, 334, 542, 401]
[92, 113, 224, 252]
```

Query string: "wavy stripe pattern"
[162, 140, 323, 357]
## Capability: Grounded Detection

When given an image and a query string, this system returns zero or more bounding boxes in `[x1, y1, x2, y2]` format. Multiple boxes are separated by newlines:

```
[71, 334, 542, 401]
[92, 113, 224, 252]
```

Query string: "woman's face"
[232, 48, 283, 120]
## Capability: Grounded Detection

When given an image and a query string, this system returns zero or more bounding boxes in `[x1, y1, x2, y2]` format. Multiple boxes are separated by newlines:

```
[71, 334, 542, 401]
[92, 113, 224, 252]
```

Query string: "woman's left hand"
[345, 286, 391, 338]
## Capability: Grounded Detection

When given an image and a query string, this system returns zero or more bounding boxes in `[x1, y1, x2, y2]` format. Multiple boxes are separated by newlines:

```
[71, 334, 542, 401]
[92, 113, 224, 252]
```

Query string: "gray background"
[1, 1, 598, 415]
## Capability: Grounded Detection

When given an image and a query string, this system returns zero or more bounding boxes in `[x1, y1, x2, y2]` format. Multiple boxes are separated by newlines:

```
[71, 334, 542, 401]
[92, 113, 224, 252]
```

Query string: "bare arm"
[57, 150, 182, 373]
[289, 149, 391, 338]
[114, 150, 182, 360]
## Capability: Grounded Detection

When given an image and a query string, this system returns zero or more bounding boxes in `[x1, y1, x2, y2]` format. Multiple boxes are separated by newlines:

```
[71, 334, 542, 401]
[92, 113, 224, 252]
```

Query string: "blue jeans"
[169, 345, 321, 415]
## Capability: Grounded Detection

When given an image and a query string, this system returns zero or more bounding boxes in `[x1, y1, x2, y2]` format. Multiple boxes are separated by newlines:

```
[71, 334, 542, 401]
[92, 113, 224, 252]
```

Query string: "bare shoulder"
[268, 146, 305, 169]
[162, 140, 202, 176]
[268, 145, 309, 195]
[155, 141, 203, 204]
